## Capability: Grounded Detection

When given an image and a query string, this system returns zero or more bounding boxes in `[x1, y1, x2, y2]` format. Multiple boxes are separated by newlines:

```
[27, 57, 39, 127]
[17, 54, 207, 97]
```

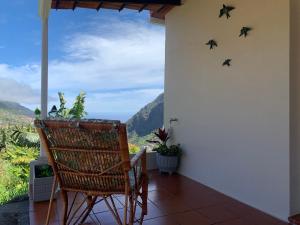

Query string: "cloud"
[0, 17, 165, 115]
[48, 19, 165, 92]
[0, 77, 40, 104]
[0, 64, 54, 105]
[86, 88, 163, 113]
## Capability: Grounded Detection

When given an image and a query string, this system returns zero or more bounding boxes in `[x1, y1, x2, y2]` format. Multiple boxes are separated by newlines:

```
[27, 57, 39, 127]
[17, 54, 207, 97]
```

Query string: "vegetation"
[37, 92, 87, 119]
[0, 91, 164, 204]
[127, 93, 163, 148]
[0, 101, 33, 117]
[0, 101, 33, 128]
[128, 143, 140, 154]
[0, 92, 88, 205]
[127, 93, 163, 137]
[148, 128, 182, 157]
[128, 132, 155, 149]
[0, 125, 39, 204]
[34, 165, 53, 178]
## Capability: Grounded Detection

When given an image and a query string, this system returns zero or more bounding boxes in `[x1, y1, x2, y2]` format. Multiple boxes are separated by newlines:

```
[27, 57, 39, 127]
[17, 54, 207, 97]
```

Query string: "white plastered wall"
[164, 0, 290, 220]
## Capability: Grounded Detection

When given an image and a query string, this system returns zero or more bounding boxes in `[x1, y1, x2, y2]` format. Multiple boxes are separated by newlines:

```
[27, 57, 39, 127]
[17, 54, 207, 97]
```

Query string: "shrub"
[147, 128, 182, 157]
[41, 92, 87, 119]
[0, 129, 39, 205]
[129, 143, 140, 154]
[34, 164, 53, 178]
[0, 158, 29, 204]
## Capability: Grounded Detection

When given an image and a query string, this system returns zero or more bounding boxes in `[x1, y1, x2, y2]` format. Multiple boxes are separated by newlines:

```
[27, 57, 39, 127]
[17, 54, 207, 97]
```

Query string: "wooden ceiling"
[51, 0, 181, 19]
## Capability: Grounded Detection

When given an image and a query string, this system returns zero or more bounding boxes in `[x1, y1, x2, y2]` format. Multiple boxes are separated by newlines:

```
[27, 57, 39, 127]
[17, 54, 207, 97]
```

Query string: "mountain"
[0, 101, 34, 126]
[127, 93, 164, 139]
[0, 101, 33, 117]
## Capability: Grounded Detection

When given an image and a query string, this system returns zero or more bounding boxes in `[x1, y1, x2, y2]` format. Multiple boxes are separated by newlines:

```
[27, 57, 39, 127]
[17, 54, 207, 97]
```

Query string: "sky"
[0, 1, 165, 121]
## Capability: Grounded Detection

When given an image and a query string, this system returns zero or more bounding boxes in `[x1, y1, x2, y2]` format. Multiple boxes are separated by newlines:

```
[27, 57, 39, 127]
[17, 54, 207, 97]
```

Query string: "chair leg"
[61, 190, 68, 225]
[139, 214, 145, 225]
[141, 176, 148, 215]
[124, 194, 129, 225]
[129, 194, 134, 225]
[45, 176, 58, 225]
[79, 196, 97, 224]
[104, 196, 122, 225]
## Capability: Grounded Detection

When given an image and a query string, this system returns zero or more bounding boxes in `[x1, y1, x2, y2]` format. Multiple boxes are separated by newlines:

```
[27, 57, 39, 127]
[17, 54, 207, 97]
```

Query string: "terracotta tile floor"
[29, 171, 288, 225]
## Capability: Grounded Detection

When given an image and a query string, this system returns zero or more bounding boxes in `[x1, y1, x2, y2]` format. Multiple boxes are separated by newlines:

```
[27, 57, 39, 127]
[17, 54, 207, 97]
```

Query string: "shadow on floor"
[0, 196, 29, 225]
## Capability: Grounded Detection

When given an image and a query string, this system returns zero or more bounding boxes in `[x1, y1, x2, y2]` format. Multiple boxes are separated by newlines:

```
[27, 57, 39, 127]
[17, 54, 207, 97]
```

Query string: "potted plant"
[148, 128, 182, 175]
[32, 164, 54, 202]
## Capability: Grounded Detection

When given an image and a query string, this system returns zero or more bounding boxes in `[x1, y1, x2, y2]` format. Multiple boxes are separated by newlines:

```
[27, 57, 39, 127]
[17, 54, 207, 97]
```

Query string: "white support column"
[39, 0, 51, 158]
[29, 0, 52, 200]
[41, 18, 48, 121]
[40, 18, 48, 158]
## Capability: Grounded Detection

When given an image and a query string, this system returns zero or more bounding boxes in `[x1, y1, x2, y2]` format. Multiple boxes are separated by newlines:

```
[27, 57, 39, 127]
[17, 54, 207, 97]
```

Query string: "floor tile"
[142, 215, 179, 225]
[29, 171, 289, 225]
[172, 211, 211, 225]
[197, 205, 239, 224]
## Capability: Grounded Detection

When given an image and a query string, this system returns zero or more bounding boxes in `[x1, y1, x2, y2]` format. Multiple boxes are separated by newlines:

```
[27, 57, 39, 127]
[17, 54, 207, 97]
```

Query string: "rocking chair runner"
[34, 119, 148, 225]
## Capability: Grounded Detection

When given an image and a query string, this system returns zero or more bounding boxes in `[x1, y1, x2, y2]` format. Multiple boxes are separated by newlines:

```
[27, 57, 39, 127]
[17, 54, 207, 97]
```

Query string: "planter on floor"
[32, 164, 54, 202]
[156, 153, 179, 175]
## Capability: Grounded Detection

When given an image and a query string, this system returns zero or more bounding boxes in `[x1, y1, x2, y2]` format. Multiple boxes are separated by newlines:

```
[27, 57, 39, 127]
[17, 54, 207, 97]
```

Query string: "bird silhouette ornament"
[223, 59, 232, 67]
[239, 27, 252, 37]
[206, 40, 218, 50]
[219, 4, 235, 19]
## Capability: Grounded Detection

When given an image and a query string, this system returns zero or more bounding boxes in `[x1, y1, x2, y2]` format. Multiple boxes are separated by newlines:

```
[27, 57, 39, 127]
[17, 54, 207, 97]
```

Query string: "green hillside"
[0, 101, 34, 127]
[127, 93, 164, 146]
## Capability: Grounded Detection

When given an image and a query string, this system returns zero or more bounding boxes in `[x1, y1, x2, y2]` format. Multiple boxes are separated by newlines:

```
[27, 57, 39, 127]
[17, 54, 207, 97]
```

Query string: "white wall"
[164, 0, 290, 220]
[290, 0, 300, 216]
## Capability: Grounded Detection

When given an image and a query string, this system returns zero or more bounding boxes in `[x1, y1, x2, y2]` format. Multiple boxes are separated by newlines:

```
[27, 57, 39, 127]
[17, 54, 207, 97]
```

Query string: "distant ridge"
[0, 101, 33, 117]
[0, 101, 34, 126]
[127, 93, 163, 137]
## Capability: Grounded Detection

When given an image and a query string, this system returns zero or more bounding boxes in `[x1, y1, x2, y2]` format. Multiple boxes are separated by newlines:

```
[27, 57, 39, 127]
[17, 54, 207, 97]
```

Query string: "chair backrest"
[34, 119, 131, 195]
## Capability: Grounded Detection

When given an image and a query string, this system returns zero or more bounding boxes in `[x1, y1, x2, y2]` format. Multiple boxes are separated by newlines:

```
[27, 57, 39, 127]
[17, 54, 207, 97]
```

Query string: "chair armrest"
[130, 147, 147, 168]
[129, 147, 147, 191]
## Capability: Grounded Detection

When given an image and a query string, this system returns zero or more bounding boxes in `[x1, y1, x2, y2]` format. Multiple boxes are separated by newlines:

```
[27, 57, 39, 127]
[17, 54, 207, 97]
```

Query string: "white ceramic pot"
[156, 153, 179, 175]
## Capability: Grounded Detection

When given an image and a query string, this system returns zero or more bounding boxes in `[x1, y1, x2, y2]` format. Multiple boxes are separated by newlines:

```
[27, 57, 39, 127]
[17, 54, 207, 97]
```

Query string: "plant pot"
[156, 153, 179, 175]
[32, 176, 54, 202]
[32, 165, 54, 202]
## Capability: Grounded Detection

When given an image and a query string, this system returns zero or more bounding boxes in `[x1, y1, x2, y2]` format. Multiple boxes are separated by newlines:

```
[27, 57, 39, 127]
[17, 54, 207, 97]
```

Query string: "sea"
[86, 112, 134, 123]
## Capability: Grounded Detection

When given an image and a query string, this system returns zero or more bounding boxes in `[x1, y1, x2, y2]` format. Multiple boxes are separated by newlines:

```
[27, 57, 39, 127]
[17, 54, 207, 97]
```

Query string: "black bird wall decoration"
[239, 27, 252, 37]
[223, 59, 232, 67]
[206, 40, 218, 50]
[219, 4, 235, 19]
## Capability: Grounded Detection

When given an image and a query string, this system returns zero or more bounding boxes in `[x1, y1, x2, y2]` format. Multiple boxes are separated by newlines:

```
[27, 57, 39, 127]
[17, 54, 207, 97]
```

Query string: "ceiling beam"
[72, 0, 78, 10]
[96, 1, 103, 11]
[139, 3, 148, 12]
[54, 0, 181, 6]
[119, 3, 126, 11]
[155, 4, 165, 13]
[55, 0, 60, 9]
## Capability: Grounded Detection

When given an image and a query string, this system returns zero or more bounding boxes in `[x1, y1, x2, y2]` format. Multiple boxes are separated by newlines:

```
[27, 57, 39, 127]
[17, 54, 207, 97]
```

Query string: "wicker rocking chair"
[34, 119, 148, 225]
